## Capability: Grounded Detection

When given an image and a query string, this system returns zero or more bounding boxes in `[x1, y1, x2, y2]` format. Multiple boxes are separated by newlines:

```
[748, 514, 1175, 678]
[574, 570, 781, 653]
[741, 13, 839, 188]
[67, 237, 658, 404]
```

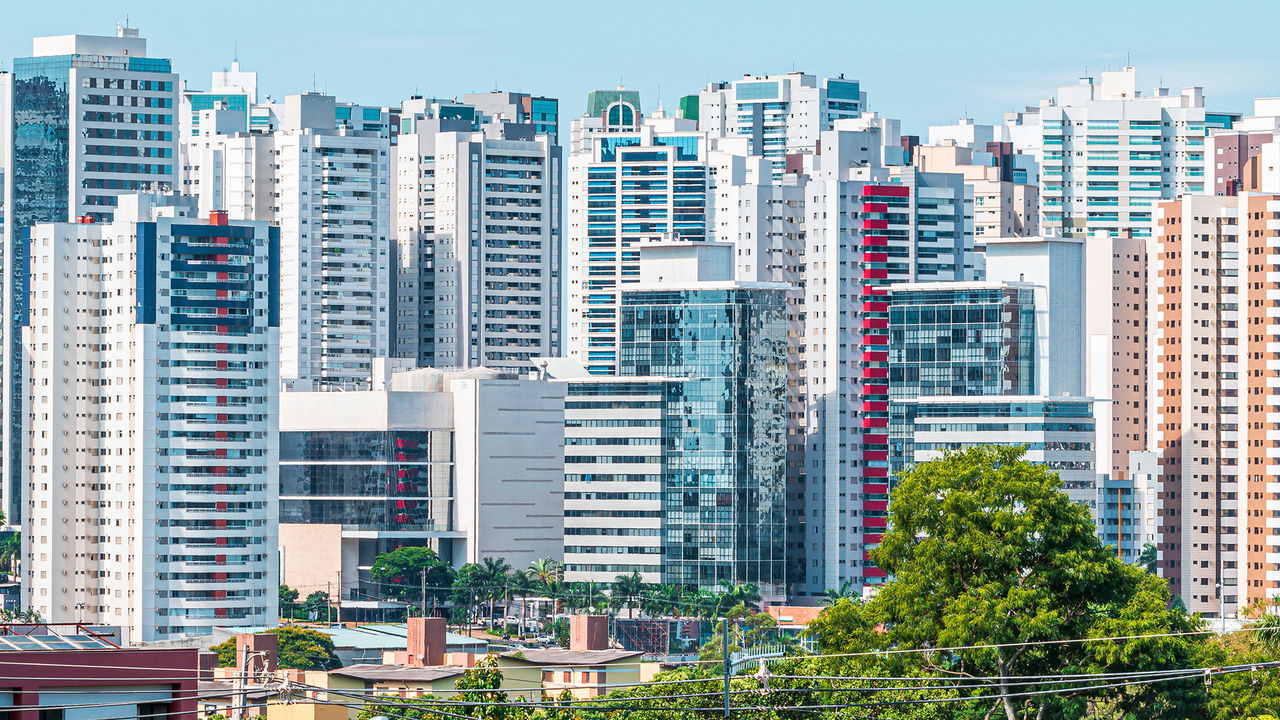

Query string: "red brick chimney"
[235, 633, 278, 676]
[209, 210, 230, 226]
[406, 617, 446, 666]
[570, 615, 609, 651]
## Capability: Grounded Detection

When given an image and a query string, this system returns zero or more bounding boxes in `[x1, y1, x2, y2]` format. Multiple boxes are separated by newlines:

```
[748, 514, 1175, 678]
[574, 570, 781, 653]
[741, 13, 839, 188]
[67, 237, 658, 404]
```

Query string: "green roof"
[586, 89, 641, 118]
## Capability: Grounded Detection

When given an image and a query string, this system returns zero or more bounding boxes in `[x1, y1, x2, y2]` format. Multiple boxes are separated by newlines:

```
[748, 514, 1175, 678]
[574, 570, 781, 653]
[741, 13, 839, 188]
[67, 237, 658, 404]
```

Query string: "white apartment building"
[565, 96, 709, 375]
[2, 26, 180, 526]
[393, 98, 561, 372]
[183, 92, 393, 389]
[798, 121, 973, 596]
[22, 194, 279, 641]
[1009, 66, 1208, 239]
[698, 73, 865, 177]
[542, 362, 670, 586]
[279, 365, 565, 618]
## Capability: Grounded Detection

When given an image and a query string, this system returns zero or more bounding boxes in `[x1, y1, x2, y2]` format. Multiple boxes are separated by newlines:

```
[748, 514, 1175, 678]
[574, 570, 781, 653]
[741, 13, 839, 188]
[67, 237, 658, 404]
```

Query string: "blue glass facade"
[888, 285, 1038, 477]
[619, 286, 788, 593]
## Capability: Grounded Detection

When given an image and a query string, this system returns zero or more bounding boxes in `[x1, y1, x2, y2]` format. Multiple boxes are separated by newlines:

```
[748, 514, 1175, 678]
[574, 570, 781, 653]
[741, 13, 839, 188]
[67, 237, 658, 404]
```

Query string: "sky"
[7, 0, 1280, 135]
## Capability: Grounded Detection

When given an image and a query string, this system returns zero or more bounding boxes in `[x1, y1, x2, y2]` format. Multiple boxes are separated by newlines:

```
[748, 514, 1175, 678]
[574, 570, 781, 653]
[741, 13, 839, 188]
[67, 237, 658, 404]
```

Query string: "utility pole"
[722, 617, 731, 719]
[420, 569, 427, 618]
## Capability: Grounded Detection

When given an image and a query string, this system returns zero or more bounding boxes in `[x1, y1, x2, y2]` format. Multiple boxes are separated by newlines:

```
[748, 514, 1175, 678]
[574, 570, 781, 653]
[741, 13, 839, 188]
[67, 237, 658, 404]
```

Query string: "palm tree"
[507, 571, 535, 637]
[711, 580, 760, 616]
[642, 584, 688, 618]
[479, 557, 513, 630]
[611, 572, 646, 619]
[820, 580, 859, 606]
[527, 558, 563, 622]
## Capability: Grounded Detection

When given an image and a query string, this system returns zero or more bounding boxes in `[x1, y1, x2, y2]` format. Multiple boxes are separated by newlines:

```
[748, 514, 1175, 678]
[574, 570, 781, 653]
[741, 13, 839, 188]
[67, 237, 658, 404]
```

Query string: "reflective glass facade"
[280, 430, 454, 532]
[619, 286, 788, 594]
[888, 286, 1037, 477]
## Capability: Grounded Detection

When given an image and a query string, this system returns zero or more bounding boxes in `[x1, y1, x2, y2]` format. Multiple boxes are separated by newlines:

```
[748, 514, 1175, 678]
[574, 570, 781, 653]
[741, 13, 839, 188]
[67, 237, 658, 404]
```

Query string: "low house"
[212, 622, 487, 666]
[0, 623, 199, 718]
[496, 616, 643, 699]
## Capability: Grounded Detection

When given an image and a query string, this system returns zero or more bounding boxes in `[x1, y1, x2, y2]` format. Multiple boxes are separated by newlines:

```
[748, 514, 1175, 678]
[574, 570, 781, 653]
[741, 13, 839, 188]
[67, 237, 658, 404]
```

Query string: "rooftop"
[215, 624, 486, 651]
[0, 624, 120, 651]
[330, 664, 466, 683]
[500, 648, 642, 666]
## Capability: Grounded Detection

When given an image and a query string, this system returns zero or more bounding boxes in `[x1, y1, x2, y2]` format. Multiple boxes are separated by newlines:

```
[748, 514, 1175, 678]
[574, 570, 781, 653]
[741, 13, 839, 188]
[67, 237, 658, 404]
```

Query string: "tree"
[210, 626, 341, 671]
[302, 590, 333, 622]
[480, 556, 513, 629]
[1138, 541, 1159, 574]
[642, 584, 689, 618]
[527, 558, 563, 621]
[369, 545, 455, 616]
[452, 563, 489, 629]
[611, 571, 646, 619]
[807, 445, 1206, 720]
[820, 579, 858, 606]
[696, 602, 780, 661]
[278, 585, 300, 620]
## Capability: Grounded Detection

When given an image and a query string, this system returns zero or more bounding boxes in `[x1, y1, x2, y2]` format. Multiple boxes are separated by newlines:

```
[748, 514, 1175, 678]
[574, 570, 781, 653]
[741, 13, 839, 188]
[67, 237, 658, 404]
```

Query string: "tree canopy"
[210, 626, 341, 671]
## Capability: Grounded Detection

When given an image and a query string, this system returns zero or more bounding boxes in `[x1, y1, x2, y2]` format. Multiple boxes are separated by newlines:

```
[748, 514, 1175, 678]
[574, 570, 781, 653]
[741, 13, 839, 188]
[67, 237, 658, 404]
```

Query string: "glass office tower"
[619, 283, 788, 596]
[888, 282, 1038, 476]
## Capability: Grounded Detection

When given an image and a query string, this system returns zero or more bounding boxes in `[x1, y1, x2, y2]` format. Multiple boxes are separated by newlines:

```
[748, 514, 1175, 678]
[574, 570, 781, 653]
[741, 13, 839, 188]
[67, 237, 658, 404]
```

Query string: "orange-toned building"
[1153, 192, 1280, 618]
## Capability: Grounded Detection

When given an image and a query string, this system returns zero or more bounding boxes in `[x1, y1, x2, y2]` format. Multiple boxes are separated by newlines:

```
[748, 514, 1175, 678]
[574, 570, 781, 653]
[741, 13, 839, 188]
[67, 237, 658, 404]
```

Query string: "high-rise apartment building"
[22, 195, 278, 641]
[183, 92, 393, 389]
[565, 94, 709, 375]
[1, 26, 179, 525]
[1010, 66, 1208, 240]
[1152, 191, 1280, 617]
[392, 96, 561, 372]
[698, 73, 865, 177]
[462, 91, 560, 144]
[914, 144, 1039, 244]
[798, 122, 974, 596]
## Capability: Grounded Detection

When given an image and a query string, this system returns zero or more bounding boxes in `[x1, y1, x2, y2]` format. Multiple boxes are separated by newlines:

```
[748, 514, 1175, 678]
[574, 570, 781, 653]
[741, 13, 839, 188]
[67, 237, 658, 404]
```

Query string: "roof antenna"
[233, 41, 239, 63]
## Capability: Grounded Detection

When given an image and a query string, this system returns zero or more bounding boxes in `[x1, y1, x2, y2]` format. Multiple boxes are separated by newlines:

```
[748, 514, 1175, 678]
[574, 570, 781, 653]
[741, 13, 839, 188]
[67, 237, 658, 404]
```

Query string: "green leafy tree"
[210, 626, 341, 670]
[369, 545, 456, 616]
[526, 557, 563, 621]
[806, 445, 1206, 720]
[302, 590, 333, 622]
[641, 583, 689, 618]
[278, 585, 299, 620]
[696, 602, 780, 661]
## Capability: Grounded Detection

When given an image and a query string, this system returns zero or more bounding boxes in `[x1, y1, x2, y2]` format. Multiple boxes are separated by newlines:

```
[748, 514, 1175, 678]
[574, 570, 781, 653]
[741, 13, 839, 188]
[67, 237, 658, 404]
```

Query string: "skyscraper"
[698, 73, 865, 177]
[1151, 191, 1280, 618]
[22, 195, 278, 640]
[1009, 66, 1208, 240]
[2, 26, 179, 526]
[183, 92, 393, 389]
[393, 96, 561, 372]
[565, 93, 709, 375]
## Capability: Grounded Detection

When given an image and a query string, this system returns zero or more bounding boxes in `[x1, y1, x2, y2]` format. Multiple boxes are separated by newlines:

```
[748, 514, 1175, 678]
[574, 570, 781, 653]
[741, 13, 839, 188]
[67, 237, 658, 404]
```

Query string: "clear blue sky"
[8, 0, 1280, 134]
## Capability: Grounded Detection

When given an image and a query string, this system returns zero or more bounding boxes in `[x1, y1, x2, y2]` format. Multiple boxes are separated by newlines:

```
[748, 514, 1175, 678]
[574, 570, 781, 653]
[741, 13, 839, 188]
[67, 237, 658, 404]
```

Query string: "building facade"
[182, 92, 393, 390]
[2, 26, 180, 526]
[1152, 192, 1280, 617]
[697, 73, 865, 177]
[279, 366, 566, 618]
[22, 195, 279, 641]
[1026, 66, 1208, 239]
[393, 97, 561, 372]
[565, 97, 709, 375]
